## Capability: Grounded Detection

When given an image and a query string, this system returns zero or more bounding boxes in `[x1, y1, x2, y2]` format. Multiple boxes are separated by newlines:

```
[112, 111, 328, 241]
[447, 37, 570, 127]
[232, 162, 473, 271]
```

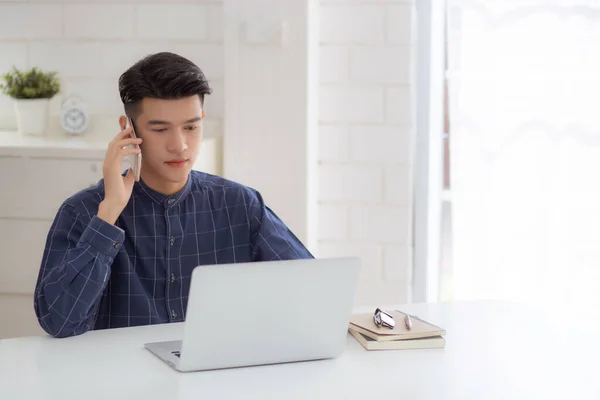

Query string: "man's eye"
[152, 128, 168, 132]
[185, 126, 198, 131]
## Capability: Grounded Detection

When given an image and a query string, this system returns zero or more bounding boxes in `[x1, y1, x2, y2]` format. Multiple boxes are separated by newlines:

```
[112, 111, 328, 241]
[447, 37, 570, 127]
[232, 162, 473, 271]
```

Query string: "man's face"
[133, 95, 204, 187]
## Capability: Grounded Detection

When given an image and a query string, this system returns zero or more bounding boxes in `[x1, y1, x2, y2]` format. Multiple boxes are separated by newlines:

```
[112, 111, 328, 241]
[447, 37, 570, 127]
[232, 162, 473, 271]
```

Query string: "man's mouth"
[165, 159, 188, 168]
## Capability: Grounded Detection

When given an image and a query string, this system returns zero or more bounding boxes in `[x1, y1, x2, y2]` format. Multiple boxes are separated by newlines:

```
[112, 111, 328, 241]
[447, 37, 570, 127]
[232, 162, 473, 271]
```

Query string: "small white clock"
[61, 96, 89, 135]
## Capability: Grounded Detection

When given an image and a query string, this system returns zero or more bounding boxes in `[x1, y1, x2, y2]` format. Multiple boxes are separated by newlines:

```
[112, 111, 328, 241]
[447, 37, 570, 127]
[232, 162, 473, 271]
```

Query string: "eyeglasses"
[373, 308, 395, 329]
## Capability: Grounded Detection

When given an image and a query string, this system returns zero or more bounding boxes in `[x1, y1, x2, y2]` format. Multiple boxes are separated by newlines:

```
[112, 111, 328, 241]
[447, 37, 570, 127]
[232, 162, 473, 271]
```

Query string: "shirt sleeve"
[33, 202, 125, 338]
[249, 190, 314, 261]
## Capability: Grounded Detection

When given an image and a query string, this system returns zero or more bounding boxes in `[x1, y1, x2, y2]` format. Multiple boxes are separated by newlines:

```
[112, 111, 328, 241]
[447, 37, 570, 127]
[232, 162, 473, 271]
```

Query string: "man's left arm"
[249, 191, 314, 261]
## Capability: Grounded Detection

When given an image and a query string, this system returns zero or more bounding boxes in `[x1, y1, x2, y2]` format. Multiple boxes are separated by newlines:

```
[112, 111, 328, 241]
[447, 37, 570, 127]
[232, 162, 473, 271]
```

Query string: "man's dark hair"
[118, 52, 212, 119]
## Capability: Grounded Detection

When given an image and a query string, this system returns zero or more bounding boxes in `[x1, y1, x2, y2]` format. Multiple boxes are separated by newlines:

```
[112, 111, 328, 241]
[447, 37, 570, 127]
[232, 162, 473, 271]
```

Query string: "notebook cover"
[349, 328, 445, 350]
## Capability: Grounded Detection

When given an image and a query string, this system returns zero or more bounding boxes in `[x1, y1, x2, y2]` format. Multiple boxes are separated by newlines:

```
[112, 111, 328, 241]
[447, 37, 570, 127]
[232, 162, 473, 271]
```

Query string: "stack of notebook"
[348, 310, 446, 351]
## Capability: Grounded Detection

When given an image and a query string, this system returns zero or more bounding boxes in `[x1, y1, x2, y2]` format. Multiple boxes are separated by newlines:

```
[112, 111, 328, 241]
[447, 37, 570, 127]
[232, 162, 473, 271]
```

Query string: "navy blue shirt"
[34, 171, 313, 338]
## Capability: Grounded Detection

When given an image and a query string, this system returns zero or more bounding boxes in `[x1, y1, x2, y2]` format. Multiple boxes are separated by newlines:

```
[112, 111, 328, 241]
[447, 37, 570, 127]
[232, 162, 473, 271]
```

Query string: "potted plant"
[0, 66, 61, 136]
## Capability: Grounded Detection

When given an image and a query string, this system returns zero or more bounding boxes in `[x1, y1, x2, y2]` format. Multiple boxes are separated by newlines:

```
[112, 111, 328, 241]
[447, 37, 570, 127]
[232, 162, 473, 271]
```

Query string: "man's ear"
[202, 110, 206, 119]
[118, 115, 128, 131]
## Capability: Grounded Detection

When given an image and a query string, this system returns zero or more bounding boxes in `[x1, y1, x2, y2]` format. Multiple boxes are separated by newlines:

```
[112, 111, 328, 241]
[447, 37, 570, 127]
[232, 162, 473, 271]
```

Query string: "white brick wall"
[319, 164, 383, 203]
[0, 1, 224, 130]
[386, 86, 413, 125]
[350, 46, 411, 84]
[319, 85, 384, 123]
[64, 5, 135, 39]
[137, 5, 208, 40]
[0, 5, 63, 40]
[318, 0, 416, 306]
[349, 126, 411, 164]
[320, 5, 385, 44]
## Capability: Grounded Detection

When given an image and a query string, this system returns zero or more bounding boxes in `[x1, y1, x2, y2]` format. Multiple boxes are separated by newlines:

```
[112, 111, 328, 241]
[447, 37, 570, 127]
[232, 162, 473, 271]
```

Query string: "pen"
[404, 314, 412, 330]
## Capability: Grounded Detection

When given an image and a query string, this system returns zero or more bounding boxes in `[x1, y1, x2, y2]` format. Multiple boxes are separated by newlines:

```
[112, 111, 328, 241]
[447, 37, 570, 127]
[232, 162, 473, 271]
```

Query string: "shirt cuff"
[79, 216, 125, 259]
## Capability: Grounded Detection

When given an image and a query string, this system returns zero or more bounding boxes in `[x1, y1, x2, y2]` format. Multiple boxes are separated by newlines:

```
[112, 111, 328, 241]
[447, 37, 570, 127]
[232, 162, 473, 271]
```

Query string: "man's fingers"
[111, 126, 133, 143]
[107, 147, 140, 165]
[103, 147, 140, 175]
[115, 137, 142, 148]
[120, 147, 141, 157]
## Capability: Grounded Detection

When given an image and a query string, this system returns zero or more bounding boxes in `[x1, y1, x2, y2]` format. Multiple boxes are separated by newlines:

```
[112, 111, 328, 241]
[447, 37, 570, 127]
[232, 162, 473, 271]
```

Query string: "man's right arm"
[34, 120, 140, 338]
[33, 202, 124, 338]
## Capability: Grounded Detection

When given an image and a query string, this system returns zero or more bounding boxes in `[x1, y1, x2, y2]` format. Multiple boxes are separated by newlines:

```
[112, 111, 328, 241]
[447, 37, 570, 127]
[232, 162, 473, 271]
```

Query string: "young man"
[34, 52, 313, 338]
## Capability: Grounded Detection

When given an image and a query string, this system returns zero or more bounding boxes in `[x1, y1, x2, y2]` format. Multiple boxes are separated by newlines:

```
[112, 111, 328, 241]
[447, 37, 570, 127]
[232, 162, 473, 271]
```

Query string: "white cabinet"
[0, 155, 103, 301]
[0, 128, 223, 338]
[0, 219, 53, 295]
[0, 294, 45, 339]
[0, 156, 104, 219]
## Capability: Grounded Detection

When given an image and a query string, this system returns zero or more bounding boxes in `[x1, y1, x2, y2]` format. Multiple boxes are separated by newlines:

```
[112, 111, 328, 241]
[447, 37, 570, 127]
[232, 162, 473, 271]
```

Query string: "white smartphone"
[126, 117, 142, 181]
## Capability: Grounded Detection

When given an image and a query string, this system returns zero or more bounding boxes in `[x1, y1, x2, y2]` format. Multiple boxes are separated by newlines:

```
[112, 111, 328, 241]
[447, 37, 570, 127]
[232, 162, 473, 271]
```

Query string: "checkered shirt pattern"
[34, 171, 313, 338]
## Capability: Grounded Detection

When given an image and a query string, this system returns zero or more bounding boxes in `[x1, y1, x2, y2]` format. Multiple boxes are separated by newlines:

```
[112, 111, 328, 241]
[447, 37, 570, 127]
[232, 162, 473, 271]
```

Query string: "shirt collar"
[134, 175, 193, 208]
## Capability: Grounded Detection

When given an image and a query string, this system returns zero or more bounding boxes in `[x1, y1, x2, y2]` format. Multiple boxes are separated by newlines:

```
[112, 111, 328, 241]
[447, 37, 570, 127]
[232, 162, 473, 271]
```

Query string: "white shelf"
[0, 131, 108, 159]
[0, 116, 222, 160]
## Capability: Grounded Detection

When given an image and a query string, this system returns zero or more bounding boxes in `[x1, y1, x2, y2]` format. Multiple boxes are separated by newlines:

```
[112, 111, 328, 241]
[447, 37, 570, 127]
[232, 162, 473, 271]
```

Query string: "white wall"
[0, 0, 224, 133]
[222, 0, 320, 251]
[317, 0, 416, 305]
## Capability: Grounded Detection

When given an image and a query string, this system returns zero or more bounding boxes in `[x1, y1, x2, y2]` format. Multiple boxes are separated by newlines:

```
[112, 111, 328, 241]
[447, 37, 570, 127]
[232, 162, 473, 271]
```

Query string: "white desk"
[1, 300, 599, 399]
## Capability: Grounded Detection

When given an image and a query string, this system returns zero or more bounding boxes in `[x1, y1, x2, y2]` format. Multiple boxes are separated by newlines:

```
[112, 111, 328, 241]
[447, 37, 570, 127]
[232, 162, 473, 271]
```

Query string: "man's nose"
[167, 129, 188, 153]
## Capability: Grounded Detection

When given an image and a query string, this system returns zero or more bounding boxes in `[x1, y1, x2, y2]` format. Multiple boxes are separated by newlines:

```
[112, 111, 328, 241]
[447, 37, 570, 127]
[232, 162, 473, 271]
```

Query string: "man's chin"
[162, 167, 192, 182]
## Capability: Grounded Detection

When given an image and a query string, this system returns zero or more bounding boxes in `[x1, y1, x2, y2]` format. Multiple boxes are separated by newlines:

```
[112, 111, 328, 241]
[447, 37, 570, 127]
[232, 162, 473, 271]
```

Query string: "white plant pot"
[13, 98, 50, 136]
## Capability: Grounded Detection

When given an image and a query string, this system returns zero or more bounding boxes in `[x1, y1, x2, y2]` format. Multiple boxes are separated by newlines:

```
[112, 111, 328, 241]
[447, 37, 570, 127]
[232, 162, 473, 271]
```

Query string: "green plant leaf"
[0, 66, 61, 99]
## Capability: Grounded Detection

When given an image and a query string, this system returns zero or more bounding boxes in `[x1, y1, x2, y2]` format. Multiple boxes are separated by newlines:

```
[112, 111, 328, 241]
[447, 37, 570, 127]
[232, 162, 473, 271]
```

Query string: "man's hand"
[97, 126, 142, 225]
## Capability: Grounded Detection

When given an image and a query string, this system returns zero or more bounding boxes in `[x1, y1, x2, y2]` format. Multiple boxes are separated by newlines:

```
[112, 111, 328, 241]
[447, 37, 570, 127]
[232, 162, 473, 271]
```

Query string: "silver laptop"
[144, 257, 360, 372]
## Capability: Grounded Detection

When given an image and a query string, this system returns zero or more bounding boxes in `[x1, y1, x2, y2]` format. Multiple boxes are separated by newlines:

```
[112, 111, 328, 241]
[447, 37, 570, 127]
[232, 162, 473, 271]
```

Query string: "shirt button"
[113, 242, 120, 249]
[169, 236, 175, 245]
[170, 273, 176, 283]
[171, 310, 177, 319]
[167, 198, 175, 206]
